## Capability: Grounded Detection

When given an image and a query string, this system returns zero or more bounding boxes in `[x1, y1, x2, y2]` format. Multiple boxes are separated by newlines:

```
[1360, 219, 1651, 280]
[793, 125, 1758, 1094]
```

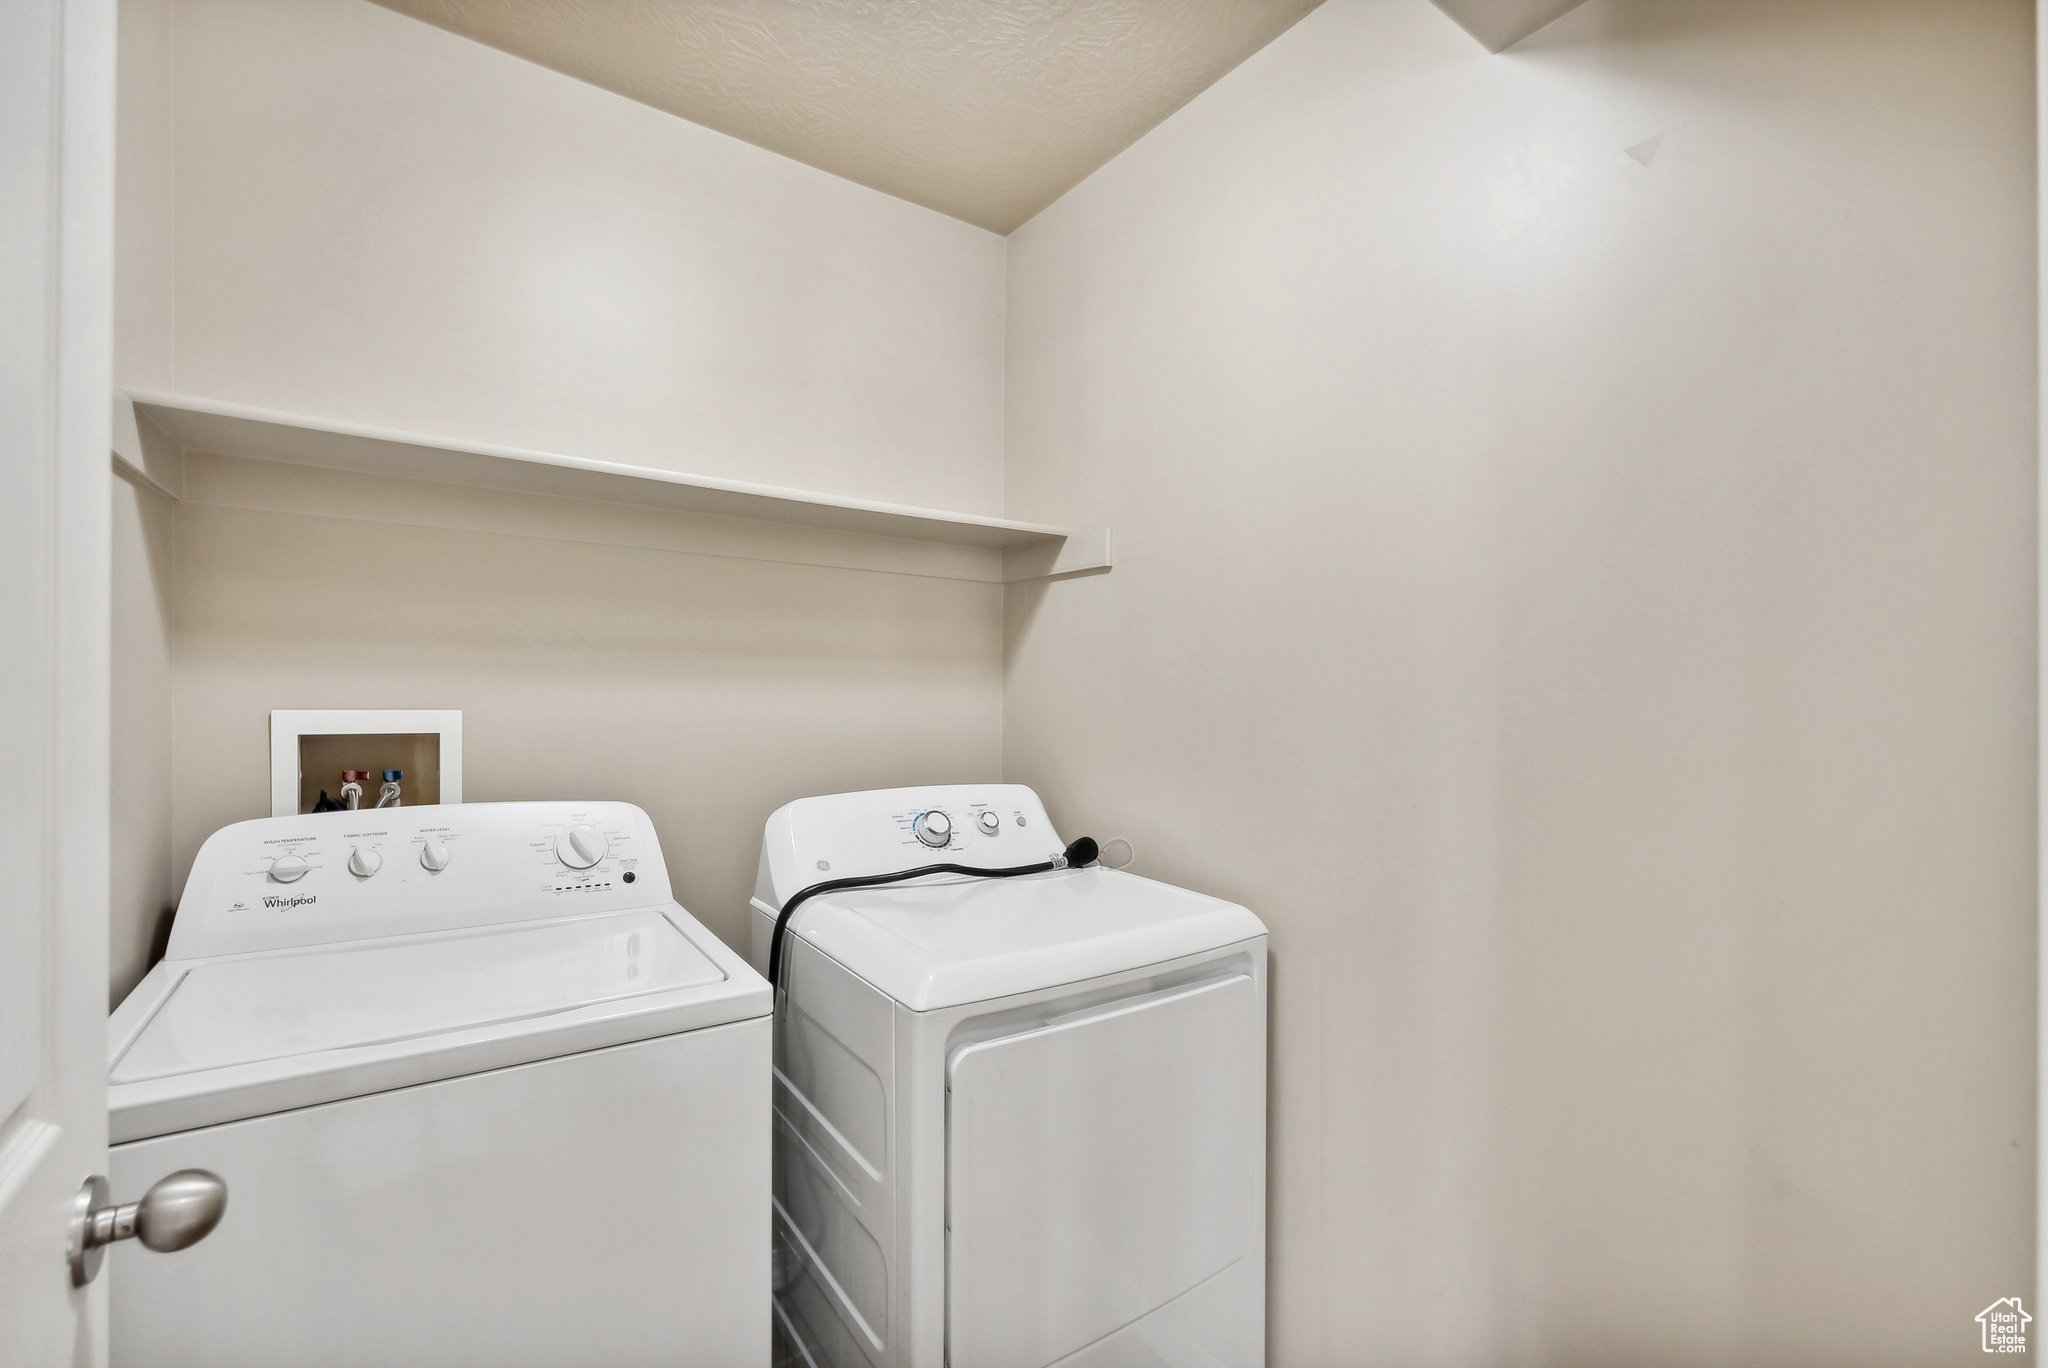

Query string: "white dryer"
[750, 785, 1268, 1368]
[108, 801, 771, 1368]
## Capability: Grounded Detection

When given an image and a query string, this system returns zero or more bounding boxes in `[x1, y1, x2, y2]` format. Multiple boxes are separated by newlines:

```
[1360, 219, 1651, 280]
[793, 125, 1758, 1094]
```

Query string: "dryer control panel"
[754, 784, 1063, 910]
[170, 801, 675, 958]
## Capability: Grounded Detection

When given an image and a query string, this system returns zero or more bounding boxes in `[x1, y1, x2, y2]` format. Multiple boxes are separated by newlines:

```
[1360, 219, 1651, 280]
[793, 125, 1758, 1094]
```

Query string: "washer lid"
[789, 867, 1265, 1011]
[109, 904, 768, 1143]
[115, 909, 720, 1084]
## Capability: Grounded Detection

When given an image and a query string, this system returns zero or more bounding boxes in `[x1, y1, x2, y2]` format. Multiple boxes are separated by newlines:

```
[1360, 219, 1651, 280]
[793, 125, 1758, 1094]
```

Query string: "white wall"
[1004, 1, 2034, 1362]
[172, 0, 1006, 515]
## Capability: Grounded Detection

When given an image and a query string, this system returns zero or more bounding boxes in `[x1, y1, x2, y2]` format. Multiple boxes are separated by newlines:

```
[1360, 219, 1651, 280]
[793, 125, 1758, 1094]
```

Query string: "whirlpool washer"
[108, 800, 770, 1368]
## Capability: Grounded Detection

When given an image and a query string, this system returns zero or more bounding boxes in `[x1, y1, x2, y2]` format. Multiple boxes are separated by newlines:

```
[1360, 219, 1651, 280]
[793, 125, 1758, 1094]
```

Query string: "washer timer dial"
[557, 825, 608, 869]
[913, 810, 952, 849]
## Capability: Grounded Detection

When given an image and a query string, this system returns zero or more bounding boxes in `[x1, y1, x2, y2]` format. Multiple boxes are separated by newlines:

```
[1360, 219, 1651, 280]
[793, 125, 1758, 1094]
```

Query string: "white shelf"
[123, 390, 1085, 556]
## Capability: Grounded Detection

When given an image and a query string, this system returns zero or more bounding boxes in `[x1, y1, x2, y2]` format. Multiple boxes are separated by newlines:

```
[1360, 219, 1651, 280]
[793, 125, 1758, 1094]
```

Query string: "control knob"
[269, 854, 309, 883]
[557, 825, 607, 869]
[347, 846, 382, 878]
[913, 810, 952, 849]
[419, 839, 451, 872]
[976, 810, 1001, 836]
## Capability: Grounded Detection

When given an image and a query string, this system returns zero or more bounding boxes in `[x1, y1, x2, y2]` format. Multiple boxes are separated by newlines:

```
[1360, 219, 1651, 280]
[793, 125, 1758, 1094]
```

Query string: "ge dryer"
[751, 785, 1267, 1368]
[108, 800, 771, 1368]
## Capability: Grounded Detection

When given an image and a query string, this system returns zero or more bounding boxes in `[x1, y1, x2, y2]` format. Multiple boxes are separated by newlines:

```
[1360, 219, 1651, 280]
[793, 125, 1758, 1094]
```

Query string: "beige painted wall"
[109, 473, 176, 1007]
[173, 0, 1007, 515]
[166, 459, 1002, 955]
[111, 0, 178, 1007]
[109, 0, 1015, 991]
[115, 0, 172, 392]
[1003, 1, 2035, 1363]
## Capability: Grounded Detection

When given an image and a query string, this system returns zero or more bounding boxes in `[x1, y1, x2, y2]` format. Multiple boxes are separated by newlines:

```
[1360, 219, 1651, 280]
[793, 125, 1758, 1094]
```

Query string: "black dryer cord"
[768, 836, 1100, 990]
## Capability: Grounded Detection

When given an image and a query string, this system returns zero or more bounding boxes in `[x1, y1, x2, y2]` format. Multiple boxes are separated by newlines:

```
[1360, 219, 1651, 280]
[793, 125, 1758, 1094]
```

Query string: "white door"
[0, 0, 116, 1362]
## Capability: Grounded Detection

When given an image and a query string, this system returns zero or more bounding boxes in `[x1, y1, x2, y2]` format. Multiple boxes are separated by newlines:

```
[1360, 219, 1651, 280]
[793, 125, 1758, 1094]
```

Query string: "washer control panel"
[756, 784, 1063, 909]
[171, 801, 673, 958]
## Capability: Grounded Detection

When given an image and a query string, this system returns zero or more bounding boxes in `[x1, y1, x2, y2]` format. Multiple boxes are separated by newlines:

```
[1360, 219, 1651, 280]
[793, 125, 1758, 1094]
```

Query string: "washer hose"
[768, 836, 1099, 991]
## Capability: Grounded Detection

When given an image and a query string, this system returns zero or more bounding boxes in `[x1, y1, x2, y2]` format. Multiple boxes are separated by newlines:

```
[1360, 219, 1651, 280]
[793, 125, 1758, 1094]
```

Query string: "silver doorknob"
[69, 1169, 228, 1286]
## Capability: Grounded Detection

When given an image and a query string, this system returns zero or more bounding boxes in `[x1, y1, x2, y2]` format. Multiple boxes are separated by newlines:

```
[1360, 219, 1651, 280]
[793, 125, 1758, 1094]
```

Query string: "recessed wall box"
[269, 710, 462, 817]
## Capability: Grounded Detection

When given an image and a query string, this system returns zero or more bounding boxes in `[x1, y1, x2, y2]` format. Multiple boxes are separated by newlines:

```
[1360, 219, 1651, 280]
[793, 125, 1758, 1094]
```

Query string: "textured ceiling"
[370, 0, 1325, 234]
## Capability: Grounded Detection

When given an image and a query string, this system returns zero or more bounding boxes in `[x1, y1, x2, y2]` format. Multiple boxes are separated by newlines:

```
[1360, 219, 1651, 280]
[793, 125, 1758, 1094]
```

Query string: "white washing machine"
[750, 785, 1268, 1368]
[107, 801, 771, 1368]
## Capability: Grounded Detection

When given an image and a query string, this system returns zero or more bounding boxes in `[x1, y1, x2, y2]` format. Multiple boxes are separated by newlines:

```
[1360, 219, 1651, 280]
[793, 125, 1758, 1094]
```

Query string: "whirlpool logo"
[262, 894, 317, 911]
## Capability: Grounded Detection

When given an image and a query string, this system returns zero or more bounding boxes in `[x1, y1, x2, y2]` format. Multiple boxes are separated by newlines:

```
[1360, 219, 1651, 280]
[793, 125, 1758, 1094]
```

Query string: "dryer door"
[945, 973, 1261, 1368]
